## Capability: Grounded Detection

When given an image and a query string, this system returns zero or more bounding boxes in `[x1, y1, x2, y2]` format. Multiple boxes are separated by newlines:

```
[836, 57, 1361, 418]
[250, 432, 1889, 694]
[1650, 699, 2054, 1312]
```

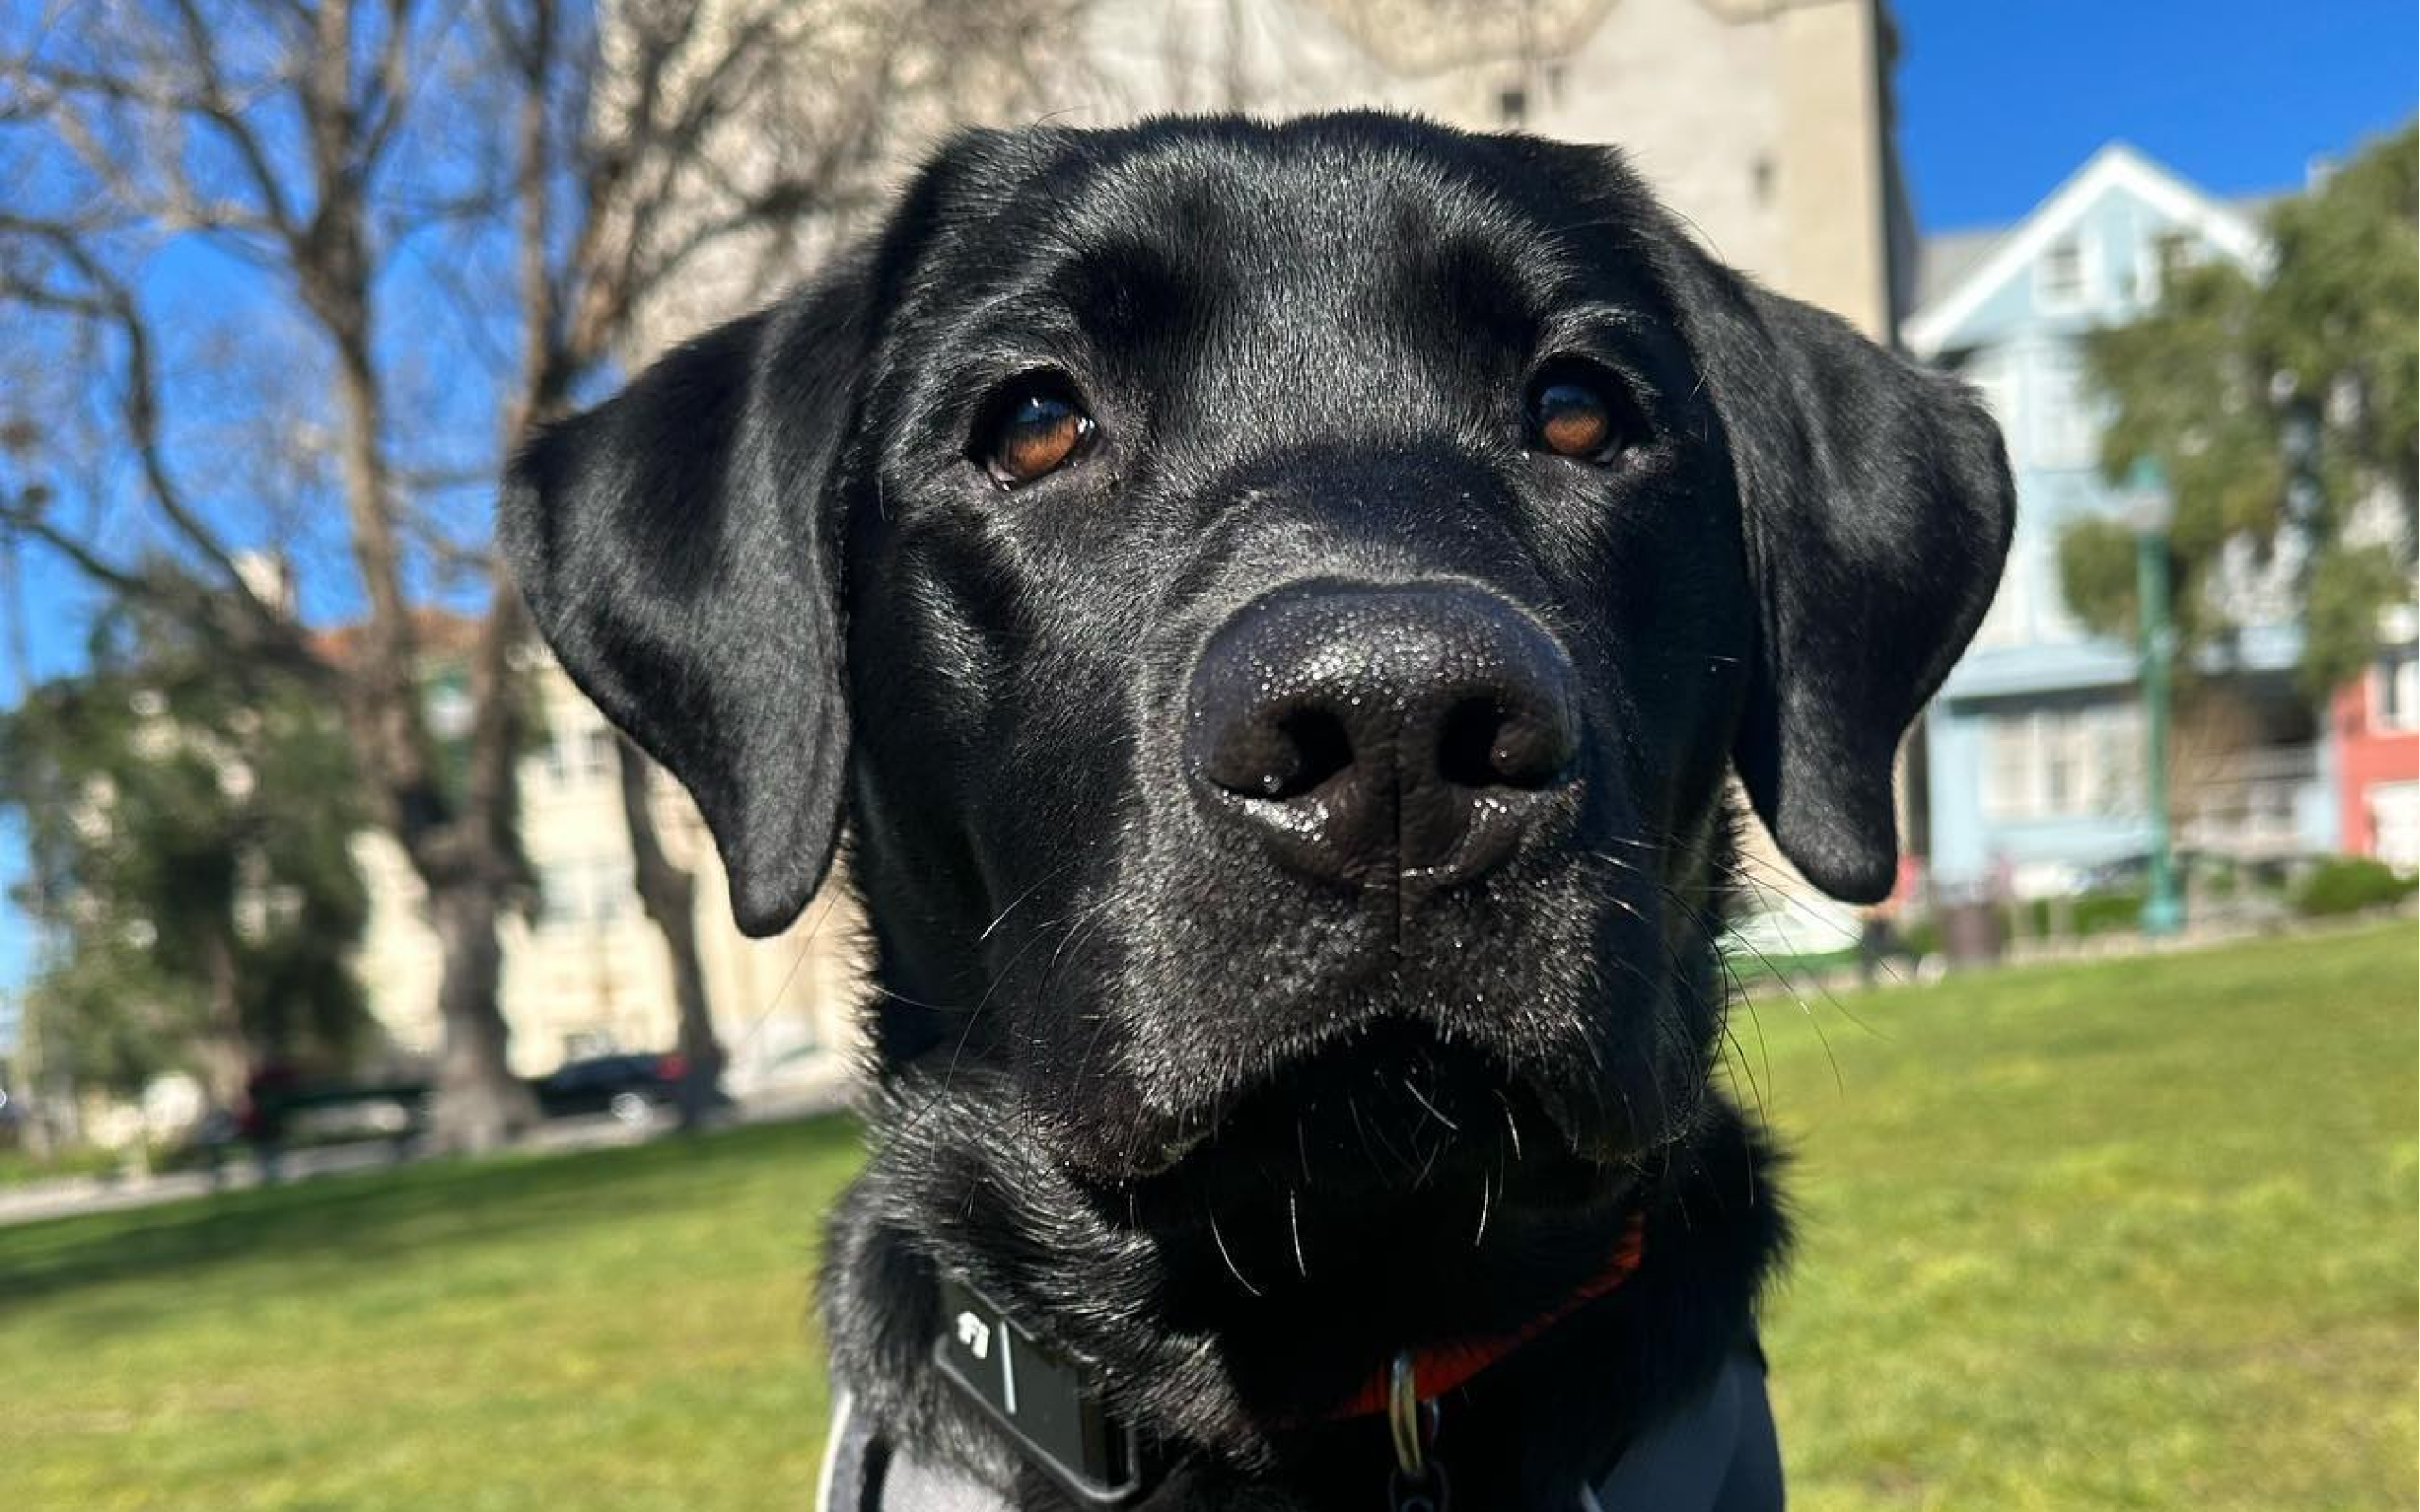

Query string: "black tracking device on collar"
[933, 1275, 1150, 1505]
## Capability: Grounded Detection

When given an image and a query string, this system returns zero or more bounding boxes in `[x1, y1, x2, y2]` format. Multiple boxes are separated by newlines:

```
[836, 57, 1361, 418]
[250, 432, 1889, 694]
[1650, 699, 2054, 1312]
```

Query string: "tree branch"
[0, 211, 293, 640]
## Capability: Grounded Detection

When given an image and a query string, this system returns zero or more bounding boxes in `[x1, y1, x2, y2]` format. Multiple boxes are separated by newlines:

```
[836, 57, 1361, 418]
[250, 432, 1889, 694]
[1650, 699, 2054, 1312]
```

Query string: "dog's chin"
[1033, 1021, 1653, 1420]
[1076, 1020, 1639, 1283]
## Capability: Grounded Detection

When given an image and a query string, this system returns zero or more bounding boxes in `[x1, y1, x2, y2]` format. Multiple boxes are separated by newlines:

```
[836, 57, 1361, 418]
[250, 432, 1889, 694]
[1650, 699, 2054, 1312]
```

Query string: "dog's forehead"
[920, 119, 1636, 320]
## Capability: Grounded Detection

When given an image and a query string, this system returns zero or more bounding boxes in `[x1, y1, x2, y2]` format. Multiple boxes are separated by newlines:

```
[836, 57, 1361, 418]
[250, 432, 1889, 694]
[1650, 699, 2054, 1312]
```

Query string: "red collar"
[1327, 1211, 1647, 1418]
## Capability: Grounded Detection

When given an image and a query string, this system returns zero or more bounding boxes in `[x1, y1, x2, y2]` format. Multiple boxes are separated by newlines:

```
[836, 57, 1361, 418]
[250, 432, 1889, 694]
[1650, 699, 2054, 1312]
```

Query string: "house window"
[562, 1029, 617, 1062]
[2377, 649, 2420, 731]
[1982, 707, 2145, 821]
[2371, 782, 2420, 869]
[1982, 715, 2036, 820]
[589, 856, 629, 924]
[581, 725, 619, 782]
[536, 862, 582, 926]
[2032, 350, 2098, 469]
[539, 720, 617, 790]
[2037, 235, 2087, 311]
[1497, 85, 1528, 125]
[2137, 229, 2194, 304]
[536, 855, 633, 929]
[2043, 728, 2079, 812]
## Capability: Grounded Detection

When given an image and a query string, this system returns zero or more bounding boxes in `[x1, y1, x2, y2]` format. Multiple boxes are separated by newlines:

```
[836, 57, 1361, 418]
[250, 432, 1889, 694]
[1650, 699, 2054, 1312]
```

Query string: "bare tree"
[0, 0, 1085, 1149]
[0, 1, 543, 1150]
[499, 0, 1089, 1128]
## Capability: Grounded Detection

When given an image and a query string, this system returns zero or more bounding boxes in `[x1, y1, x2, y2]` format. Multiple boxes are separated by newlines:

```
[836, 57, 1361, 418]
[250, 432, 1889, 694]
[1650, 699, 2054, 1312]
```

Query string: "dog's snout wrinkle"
[1185, 580, 1580, 894]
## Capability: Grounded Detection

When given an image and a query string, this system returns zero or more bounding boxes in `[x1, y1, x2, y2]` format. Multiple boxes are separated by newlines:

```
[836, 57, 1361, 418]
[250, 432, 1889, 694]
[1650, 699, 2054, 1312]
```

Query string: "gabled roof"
[1910, 224, 2002, 312]
[1902, 141, 2271, 359]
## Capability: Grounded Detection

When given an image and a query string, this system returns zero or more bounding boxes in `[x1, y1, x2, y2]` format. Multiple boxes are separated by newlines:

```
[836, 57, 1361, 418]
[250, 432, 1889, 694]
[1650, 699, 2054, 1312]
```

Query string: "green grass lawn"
[4, 925, 2412, 1510]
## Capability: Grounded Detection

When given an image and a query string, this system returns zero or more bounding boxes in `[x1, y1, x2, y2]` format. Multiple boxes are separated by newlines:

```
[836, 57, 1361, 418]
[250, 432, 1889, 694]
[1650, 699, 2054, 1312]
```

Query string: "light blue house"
[1906, 144, 2339, 899]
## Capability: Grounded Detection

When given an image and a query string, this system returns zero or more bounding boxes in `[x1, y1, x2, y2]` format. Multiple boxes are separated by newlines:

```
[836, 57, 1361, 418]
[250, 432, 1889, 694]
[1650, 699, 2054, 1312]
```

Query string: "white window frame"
[2135, 228, 2195, 306]
[1982, 706, 2145, 822]
[580, 724, 618, 782]
[2375, 649, 2420, 732]
[2031, 347, 2100, 470]
[2034, 232, 2095, 315]
[2369, 782, 2420, 869]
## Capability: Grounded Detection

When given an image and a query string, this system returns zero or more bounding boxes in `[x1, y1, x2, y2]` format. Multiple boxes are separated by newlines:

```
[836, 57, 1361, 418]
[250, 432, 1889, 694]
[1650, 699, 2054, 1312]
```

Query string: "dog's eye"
[1530, 380, 1613, 459]
[980, 378, 1095, 488]
[1526, 369, 1638, 462]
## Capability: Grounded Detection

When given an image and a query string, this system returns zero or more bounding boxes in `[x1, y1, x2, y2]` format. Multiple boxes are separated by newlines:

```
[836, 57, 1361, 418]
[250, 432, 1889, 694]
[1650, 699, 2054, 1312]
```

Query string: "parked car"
[1722, 890, 1937, 986]
[1720, 891, 1865, 971]
[528, 1053, 722, 1125]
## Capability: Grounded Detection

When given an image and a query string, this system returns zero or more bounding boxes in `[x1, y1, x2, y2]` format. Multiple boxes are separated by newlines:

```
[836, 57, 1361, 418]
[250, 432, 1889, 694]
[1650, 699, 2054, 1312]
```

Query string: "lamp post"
[2128, 457, 2186, 936]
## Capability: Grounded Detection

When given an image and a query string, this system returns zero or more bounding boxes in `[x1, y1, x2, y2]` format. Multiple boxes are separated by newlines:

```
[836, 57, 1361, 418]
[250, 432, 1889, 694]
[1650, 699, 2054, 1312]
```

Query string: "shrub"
[2072, 889, 2150, 936]
[2292, 857, 2419, 918]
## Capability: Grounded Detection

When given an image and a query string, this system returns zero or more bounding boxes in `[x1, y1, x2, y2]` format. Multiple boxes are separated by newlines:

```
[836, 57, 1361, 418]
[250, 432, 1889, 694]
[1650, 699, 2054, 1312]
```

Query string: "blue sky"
[1897, 0, 2417, 230]
[0, 4, 2414, 1006]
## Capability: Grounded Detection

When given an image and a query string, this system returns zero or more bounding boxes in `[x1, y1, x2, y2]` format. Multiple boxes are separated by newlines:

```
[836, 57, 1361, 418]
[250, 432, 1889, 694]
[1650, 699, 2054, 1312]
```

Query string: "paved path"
[0, 1084, 849, 1228]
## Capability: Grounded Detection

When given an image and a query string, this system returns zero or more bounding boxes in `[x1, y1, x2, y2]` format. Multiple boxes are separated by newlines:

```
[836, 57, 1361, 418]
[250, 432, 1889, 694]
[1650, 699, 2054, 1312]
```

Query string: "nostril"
[1436, 696, 1574, 791]
[1202, 703, 1357, 800]
[1267, 708, 1354, 799]
[1436, 697, 1509, 788]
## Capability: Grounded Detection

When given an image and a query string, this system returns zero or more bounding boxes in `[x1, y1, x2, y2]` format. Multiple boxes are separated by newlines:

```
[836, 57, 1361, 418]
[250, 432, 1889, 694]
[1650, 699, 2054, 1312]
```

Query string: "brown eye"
[1530, 378, 1616, 459]
[983, 381, 1094, 487]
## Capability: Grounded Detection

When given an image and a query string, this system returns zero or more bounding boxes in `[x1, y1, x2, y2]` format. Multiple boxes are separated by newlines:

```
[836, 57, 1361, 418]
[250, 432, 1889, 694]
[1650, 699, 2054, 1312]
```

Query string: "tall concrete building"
[1082, 0, 1913, 339]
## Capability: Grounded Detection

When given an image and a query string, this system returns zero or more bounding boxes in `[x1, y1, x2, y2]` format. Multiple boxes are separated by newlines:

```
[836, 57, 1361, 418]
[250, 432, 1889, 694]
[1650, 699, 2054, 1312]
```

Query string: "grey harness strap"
[817, 1348, 1783, 1511]
[820, 1390, 1004, 1512]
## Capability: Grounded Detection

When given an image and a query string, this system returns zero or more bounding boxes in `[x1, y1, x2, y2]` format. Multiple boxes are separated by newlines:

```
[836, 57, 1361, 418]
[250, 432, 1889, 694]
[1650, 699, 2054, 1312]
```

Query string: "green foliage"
[0, 596, 372, 1095]
[2067, 121, 2420, 696]
[2068, 887, 2147, 936]
[2007, 887, 2148, 940]
[2292, 855, 2420, 917]
[2054, 517, 2160, 641]
[2303, 542, 2413, 701]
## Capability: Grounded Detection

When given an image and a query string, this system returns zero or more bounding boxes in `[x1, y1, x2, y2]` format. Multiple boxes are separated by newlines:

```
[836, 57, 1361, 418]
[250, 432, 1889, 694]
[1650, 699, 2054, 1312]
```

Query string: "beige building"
[354, 0, 1910, 1086]
[645, 0, 1914, 342]
[1079, 0, 1912, 338]
[351, 644, 863, 1085]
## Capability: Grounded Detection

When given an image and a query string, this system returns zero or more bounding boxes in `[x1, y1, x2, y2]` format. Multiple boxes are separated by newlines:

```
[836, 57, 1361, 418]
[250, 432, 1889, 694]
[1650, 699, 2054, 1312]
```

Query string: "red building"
[2331, 644, 2419, 868]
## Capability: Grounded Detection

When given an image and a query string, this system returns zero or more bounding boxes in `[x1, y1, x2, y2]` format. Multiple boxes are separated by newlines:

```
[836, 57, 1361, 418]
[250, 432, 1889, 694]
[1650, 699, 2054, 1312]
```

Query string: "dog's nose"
[1185, 581, 1581, 890]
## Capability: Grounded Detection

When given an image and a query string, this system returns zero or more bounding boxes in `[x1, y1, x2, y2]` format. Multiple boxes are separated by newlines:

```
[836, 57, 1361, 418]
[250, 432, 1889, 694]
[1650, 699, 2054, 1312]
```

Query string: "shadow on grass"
[0, 1114, 866, 1314]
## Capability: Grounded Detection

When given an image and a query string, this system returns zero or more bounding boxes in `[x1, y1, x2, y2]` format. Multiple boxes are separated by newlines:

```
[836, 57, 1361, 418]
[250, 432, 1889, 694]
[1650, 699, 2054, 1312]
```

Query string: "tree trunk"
[615, 736, 724, 1128]
[319, 290, 532, 1153]
[426, 879, 540, 1152]
[193, 925, 252, 1114]
[285, 9, 537, 1153]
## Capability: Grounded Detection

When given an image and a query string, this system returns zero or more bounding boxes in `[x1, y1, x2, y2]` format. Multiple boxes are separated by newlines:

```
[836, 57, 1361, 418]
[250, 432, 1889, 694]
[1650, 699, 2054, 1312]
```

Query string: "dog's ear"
[1664, 249, 2015, 903]
[500, 275, 868, 936]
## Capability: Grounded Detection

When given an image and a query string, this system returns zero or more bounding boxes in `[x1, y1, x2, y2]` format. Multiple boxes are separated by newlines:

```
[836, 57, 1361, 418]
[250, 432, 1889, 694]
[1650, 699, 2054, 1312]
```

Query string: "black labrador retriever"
[502, 112, 2012, 1511]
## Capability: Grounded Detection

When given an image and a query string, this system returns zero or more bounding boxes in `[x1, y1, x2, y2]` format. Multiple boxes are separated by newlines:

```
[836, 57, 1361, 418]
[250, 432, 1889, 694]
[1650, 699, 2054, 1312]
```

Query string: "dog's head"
[505, 112, 2008, 1382]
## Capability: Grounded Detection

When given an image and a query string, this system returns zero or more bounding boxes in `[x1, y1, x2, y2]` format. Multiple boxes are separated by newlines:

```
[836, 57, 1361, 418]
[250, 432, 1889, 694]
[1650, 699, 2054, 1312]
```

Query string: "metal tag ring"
[1389, 1463, 1451, 1512]
[1387, 1350, 1432, 1479]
